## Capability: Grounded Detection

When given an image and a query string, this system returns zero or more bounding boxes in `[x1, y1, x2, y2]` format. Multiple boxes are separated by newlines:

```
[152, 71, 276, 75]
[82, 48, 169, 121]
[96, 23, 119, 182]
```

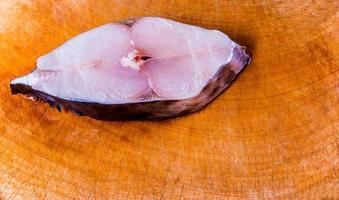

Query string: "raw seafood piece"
[10, 17, 250, 120]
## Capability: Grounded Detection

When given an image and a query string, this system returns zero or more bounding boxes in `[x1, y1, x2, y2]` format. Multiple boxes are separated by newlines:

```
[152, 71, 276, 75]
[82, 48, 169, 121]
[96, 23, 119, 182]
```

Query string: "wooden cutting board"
[0, 0, 337, 199]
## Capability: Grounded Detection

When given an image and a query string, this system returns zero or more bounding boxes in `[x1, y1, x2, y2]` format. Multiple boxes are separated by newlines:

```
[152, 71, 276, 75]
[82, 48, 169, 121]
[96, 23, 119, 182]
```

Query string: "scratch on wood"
[178, 184, 185, 200]
[38, 107, 49, 122]
[87, 135, 120, 199]
[0, 192, 4, 200]
[32, 107, 50, 137]
[159, 173, 169, 200]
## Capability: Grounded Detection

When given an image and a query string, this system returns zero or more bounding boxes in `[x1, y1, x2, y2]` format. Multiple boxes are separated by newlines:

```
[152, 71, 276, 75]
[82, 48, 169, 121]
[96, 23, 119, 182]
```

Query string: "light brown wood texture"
[0, 0, 338, 199]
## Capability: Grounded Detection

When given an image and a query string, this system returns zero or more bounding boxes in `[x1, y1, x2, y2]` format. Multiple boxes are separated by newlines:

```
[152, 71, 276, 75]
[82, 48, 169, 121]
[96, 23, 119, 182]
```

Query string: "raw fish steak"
[10, 17, 250, 120]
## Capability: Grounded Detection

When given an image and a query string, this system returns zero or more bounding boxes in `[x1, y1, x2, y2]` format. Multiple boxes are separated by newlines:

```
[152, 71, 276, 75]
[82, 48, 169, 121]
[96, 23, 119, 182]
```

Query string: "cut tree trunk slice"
[1, 0, 337, 199]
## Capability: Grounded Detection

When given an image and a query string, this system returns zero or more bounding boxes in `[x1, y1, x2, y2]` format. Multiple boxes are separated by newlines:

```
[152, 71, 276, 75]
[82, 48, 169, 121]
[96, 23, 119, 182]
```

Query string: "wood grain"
[0, 0, 338, 199]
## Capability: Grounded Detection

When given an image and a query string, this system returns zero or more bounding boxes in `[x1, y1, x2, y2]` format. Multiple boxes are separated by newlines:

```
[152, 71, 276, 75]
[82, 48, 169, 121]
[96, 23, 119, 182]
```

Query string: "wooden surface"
[0, 0, 338, 199]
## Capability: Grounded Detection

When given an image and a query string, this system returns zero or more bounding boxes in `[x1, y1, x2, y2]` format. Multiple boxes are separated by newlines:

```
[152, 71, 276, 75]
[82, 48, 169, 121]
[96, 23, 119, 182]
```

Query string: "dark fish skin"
[10, 45, 250, 121]
[120, 18, 137, 27]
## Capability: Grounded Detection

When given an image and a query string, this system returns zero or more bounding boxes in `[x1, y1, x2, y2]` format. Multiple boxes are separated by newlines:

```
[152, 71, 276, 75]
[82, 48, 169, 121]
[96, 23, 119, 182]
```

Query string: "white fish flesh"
[10, 17, 250, 120]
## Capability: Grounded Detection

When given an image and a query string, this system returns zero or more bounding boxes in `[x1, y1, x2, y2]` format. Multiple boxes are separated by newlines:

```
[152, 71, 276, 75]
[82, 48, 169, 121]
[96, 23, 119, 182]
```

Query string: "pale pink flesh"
[11, 17, 236, 104]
